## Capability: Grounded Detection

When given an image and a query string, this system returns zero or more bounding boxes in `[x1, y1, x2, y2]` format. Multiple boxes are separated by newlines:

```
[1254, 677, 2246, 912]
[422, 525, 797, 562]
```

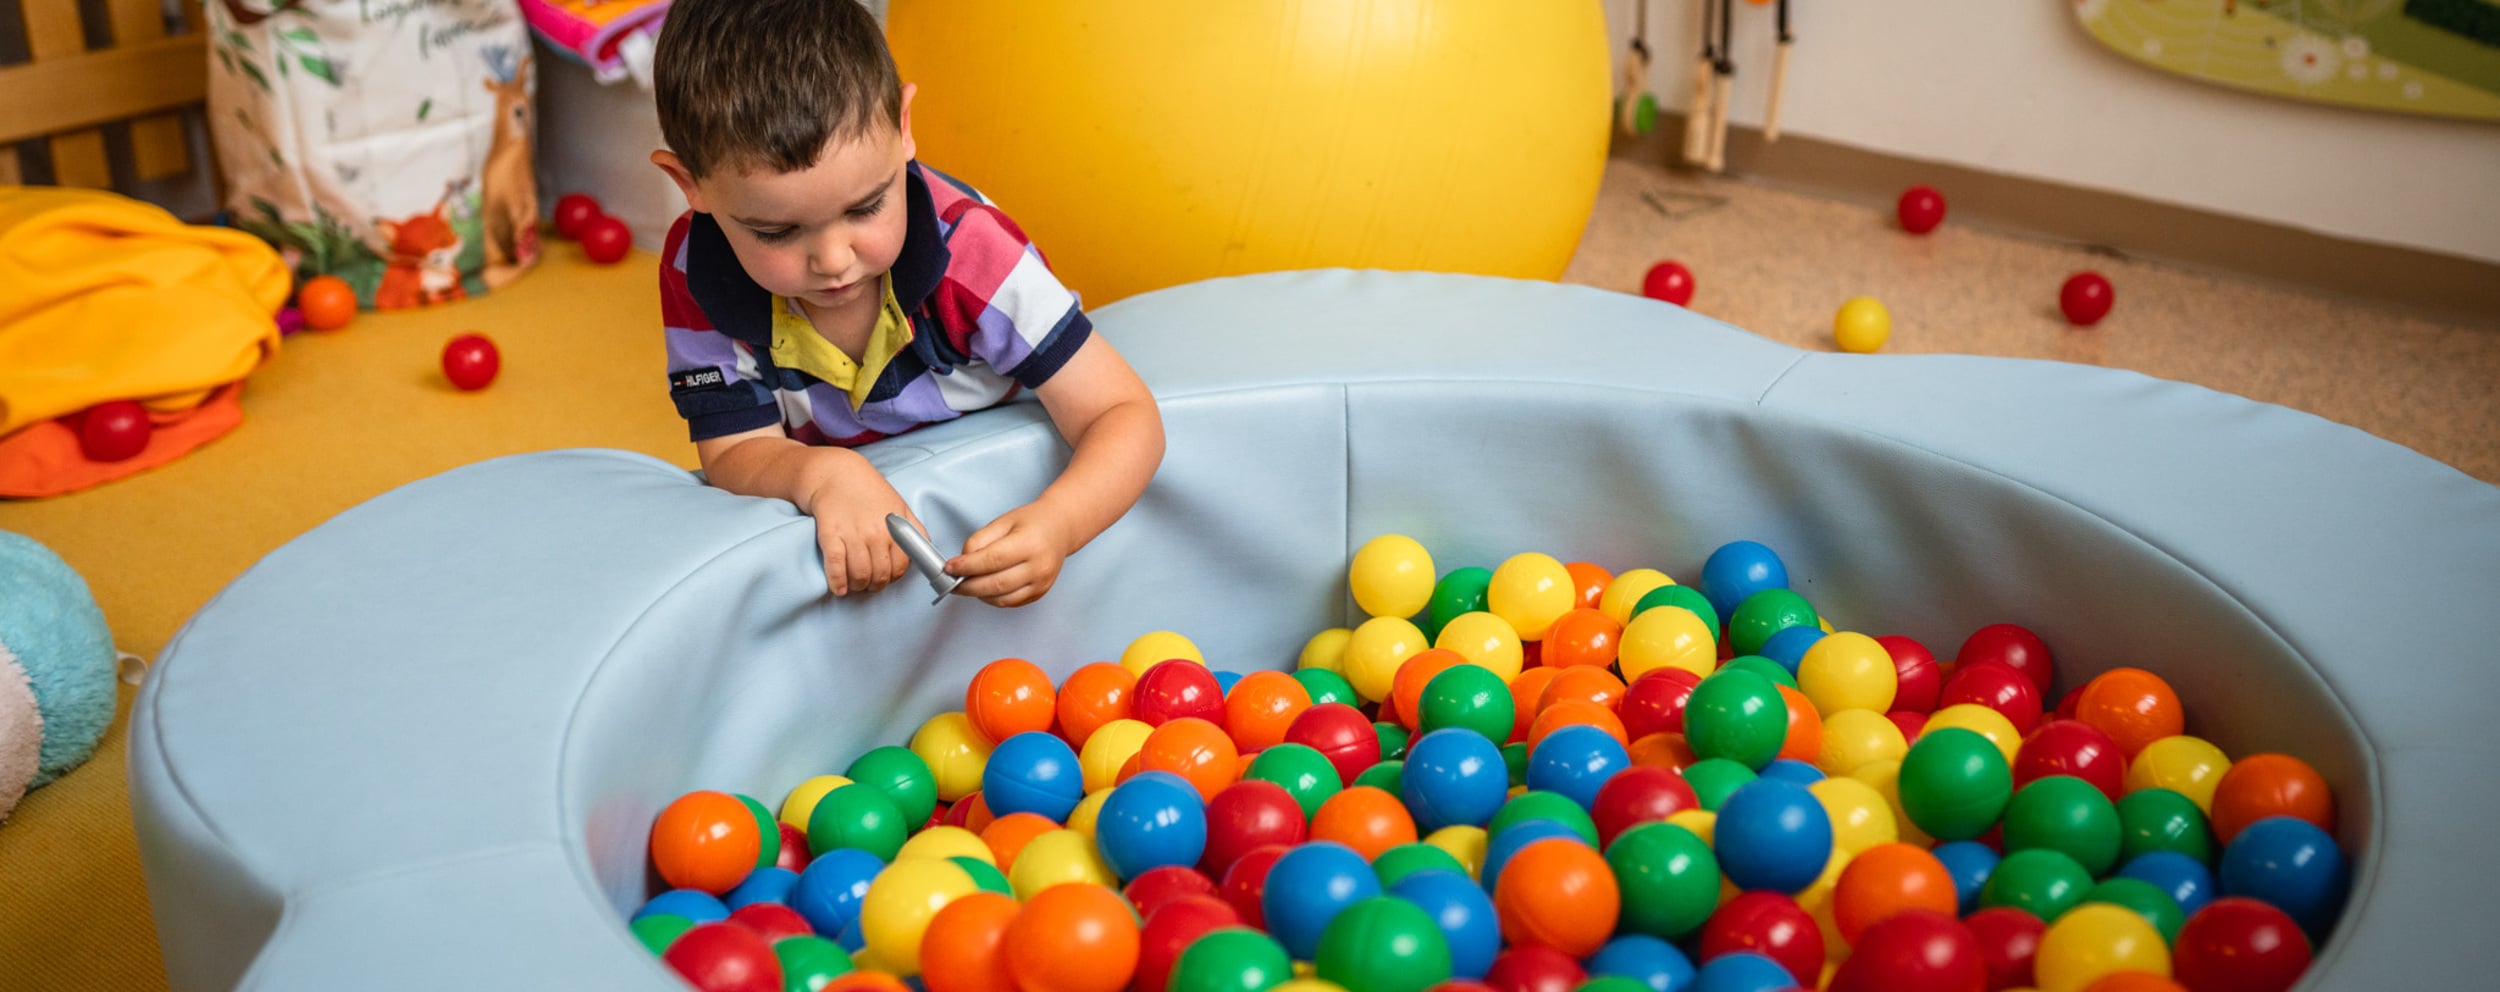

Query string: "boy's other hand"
[945, 504, 1072, 608]
[805, 454, 920, 598]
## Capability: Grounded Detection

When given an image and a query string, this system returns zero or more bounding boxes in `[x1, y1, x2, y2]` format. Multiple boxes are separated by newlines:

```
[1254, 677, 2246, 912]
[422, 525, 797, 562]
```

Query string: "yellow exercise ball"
[887, 1, 1612, 305]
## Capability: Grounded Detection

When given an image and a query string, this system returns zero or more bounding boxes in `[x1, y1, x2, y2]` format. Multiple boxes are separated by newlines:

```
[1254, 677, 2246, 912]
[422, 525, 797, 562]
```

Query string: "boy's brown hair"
[653, 0, 902, 180]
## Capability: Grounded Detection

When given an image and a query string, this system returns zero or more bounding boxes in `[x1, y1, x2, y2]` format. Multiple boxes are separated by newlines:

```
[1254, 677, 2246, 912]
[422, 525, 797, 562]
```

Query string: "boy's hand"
[945, 503, 1072, 608]
[804, 452, 921, 598]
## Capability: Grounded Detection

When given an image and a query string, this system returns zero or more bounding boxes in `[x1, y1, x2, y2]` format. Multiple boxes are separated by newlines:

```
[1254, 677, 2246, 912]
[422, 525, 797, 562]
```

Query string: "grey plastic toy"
[886, 513, 963, 603]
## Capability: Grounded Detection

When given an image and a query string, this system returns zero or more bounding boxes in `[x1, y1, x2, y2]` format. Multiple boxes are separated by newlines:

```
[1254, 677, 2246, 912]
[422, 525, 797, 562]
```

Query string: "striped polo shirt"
[659, 161, 1092, 445]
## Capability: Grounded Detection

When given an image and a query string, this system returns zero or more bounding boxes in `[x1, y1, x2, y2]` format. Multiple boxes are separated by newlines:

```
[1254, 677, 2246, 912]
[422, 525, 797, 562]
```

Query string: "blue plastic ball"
[1932, 840, 2001, 916]
[1690, 950, 1794, 992]
[2219, 815, 2350, 936]
[1700, 541, 1789, 622]
[1097, 771, 1210, 880]
[836, 924, 867, 952]
[723, 866, 799, 909]
[789, 847, 884, 936]
[1478, 818, 1586, 894]
[1388, 869, 1502, 980]
[2118, 850, 2217, 917]
[1524, 723, 1631, 811]
[1713, 779, 1833, 895]
[1758, 759, 1826, 786]
[1262, 841, 1382, 960]
[1757, 627, 1826, 675]
[982, 730, 1086, 821]
[1585, 934, 1697, 992]
[635, 888, 729, 924]
[1213, 670, 1244, 695]
[1402, 728, 1510, 833]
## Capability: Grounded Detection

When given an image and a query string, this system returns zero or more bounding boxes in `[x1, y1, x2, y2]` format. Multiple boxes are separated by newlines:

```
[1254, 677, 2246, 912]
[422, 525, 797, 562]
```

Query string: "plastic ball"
[1897, 185, 1947, 234]
[1677, 757, 1753, 813]
[1332, 615, 1423, 703]
[1203, 779, 1310, 876]
[1632, 584, 1722, 643]
[1170, 928, 1295, 992]
[1428, 568, 1497, 641]
[581, 214, 634, 264]
[1594, 569, 1670, 623]
[654, 790, 769, 894]
[898, 825, 993, 867]
[1280, 704, 1377, 786]
[774, 936, 859, 992]
[2117, 788, 2214, 866]
[1584, 935, 1695, 992]
[1219, 845, 1291, 928]
[1123, 631, 1207, 676]
[1981, 848, 2094, 923]
[1930, 841, 2001, 917]
[1246, 742, 1345, 821]
[1641, 261, 1696, 306]
[1869, 636, 1940, 714]
[1831, 296, 1893, 353]
[1955, 624, 2055, 696]
[1297, 668, 1363, 709]
[1303, 628, 1356, 674]
[1492, 837, 1619, 957]
[1939, 663, 2043, 737]
[1898, 728, 2012, 842]
[640, 888, 733, 925]
[1082, 719, 1157, 794]
[1128, 865, 1222, 918]
[1817, 709, 1909, 777]
[1486, 791, 1598, 849]
[1689, 950, 1796, 992]
[1826, 910, 1984, 992]
[2123, 737, 2229, 811]
[1353, 534, 1438, 619]
[1714, 779, 1834, 895]
[1588, 765, 1698, 846]
[553, 192, 605, 239]
[918, 890, 1019, 992]
[860, 857, 980, 975]
[1222, 673, 1312, 752]
[2208, 754, 2334, 845]
[1486, 553, 1576, 641]
[1602, 820, 1719, 939]
[1402, 728, 1512, 833]
[1540, 608, 1624, 670]
[2217, 816, 2348, 937]
[1389, 651, 1466, 733]
[1010, 828, 1118, 898]
[1925, 704, 2022, 764]
[849, 746, 941, 828]
[2073, 669, 2183, 760]
[2118, 851, 2217, 919]
[1681, 670, 1785, 770]
[1886, 710, 1929, 741]
[441, 333, 500, 391]
[1312, 786, 1421, 861]
[1524, 724, 1631, 811]
[2015, 720, 2128, 804]
[788, 847, 883, 934]
[1831, 842, 1956, 945]
[1698, 542, 1787, 621]
[1618, 668, 1703, 742]
[1099, 772, 1213, 880]
[775, 822, 812, 872]
[2003, 775, 2124, 877]
[1138, 661, 1228, 729]
[1435, 612, 1526, 683]
[296, 274, 358, 330]
[1961, 906, 2045, 991]
[965, 658, 1058, 744]
[1002, 882, 1142, 992]
[1423, 825, 1489, 879]
[955, 856, 1015, 896]
[2172, 898, 2311, 992]
[973, 812, 1052, 873]
[1771, 687, 1823, 764]
[1317, 896, 1455, 992]
[1373, 842, 1467, 888]
[2034, 903, 2169, 992]
[2083, 877, 2186, 944]
[1411, 667, 1511, 748]
[632, 912, 695, 956]
[1141, 717, 1242, 801]
[664, 921, 785, 992]
[985, 731, 1088, 822]
[1797, 632, 1897, 716]
[782, 775, 859, 831]
[2060, 272, 2116, 327]
[1265, 841, 1384, 959]
[911, 713, 997, 803]
[1753, 630, 1821, 678]
[1723, 589, 1813, 659]
[1059, 663, 1141, 749]
[1704, 892, 1825, 985]
[824, 973, 912, 992]
[1134, 895, 1243, 992]
[724, 865, 800, 910]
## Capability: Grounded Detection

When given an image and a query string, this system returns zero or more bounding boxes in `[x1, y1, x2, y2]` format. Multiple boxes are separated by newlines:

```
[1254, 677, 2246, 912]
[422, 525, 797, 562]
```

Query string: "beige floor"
[1, 158, 2495, 991]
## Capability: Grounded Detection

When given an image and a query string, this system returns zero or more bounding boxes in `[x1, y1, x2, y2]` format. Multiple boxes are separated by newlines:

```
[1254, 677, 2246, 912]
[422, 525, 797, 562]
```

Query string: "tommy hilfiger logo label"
[669, 368, 727, 393]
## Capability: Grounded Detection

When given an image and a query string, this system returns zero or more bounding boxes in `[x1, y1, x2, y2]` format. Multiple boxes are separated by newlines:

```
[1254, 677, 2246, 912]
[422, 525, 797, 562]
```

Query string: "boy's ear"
[896, 83, 917, 161]
[651, 150, 708, 213]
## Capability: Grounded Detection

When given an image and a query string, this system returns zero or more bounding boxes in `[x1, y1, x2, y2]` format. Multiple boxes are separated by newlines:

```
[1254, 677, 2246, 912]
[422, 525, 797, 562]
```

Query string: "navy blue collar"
[682, 162, 951, 347]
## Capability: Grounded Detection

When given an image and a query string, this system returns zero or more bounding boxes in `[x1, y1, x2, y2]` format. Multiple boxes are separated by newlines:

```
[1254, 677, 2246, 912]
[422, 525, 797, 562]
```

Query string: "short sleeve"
[659, 213, 782, 441]
[929, 202, 1093, 390]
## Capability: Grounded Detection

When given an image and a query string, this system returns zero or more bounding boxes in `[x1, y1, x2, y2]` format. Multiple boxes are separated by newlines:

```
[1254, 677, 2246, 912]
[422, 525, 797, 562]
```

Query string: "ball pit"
[129, 271, 2500, 989]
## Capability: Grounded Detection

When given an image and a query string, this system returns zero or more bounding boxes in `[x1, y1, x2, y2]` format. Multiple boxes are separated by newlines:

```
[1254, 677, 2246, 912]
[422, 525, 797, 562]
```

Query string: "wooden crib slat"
[22, 0, 115, 187]
[106, 0, 192, 180]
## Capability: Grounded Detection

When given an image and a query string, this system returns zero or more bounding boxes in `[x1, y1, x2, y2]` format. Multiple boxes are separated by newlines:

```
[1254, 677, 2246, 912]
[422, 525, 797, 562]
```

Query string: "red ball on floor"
[2060, 271, 2115, 326]
[77, 400, 151, 462]
[1897, 185, 1947, 235]
[442, 333, 501, 391]
[582, 215, 634, 265]
[552, 193, 605, 241]
[1641, 261, 1695, 306]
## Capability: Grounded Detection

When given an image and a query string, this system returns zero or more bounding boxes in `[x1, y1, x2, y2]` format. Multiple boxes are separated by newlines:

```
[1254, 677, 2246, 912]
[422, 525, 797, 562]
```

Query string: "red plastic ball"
[1134, 661, 1226, 728]
[2054, 686, 2084, 722]
[2012, 720, 2127, 803]
[1939, 663, 2044, 736]
[1956, 624, 2056, 697]
[1590, 764, 1700, 846]
[1962, 906, 2046, 992]
[1886, 710, 1928, 740]
[1482, 945, 1586, 992]
[774, 822, 810, 872]
[1701, 891, 1824, 985]
[1874, 635, 1942, 714]
[2174, 897, 2312, 992]
[1199, 780, 1307, 877]
[553, 192, 605, 240]
[1217, 843, 1290, 929]
[727, 903, 812, 942]
[663, 922, 784, 992]
[76, 400, 151, 462]
[2060, 272, 2115, 327]
[1641, 261, 1696, 307]
[1284, 702, 1382, 787]
[1134, 894, 1241, 992]
[1428, 984, 1501, 992]
[1617, 667, 1702, 741]
[1897, 186, 1948, 235]
[1124, 865, 1220, 920]
[441, 333, 501, 391]
[1827, 909, 1984, 992]
[581, 214, 634, 264]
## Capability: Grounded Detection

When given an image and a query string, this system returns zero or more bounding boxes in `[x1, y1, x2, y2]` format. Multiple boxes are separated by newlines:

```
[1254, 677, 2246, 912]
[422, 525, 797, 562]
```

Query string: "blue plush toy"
[0, 530, 119, 822]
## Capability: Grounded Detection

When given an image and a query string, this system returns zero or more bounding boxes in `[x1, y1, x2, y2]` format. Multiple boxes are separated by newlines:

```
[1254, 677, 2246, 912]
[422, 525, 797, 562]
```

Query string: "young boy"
[648, 0, 1163, 607]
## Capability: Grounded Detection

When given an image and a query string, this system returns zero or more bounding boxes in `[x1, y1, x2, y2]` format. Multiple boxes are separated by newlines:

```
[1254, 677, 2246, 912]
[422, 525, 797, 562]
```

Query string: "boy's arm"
[943, 335, 1165, 606]
[698, 428, 923, 598]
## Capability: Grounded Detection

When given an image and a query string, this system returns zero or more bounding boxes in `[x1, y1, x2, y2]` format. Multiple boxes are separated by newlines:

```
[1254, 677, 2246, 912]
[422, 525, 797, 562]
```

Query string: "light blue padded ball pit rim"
[129, 270, 2500, 990]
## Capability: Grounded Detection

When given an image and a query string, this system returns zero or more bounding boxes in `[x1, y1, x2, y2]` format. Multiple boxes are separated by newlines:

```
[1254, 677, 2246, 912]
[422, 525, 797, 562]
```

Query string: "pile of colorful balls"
[630, 538, 2347, 992]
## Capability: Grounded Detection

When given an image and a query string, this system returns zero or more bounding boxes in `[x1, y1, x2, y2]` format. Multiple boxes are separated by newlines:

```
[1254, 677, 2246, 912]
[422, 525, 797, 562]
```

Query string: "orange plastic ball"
[1506, 668, 1563, 743]
[1493, 838, 1621, 957]
[1831, 842, 1956, 945]
[1564, 562, 1615, 610]
[296, 275, 359, 331]
[968, 658, 1059, 745]
[959, 792, 997, 834]
[1139, 717, 1242, 801]
[1224, 671, 1314, 751]
[2074, 668, 2183, 758]
[2209, 753, 2337, 844]
[1393, 649, 1470, 732]
[1058, 663, 1139, 750]
[1774, 685, 1825, 764]
[825, 973, 914, 992]
[1541, 609, 1624, 670]
[1003, 883, 1142, 992]
[1539, 666, 1628, 714]
[650, 790, 764, 894]
[1628, 732, 1699, 772]
[1527, 699, 1629, 752]
[1310, 785, 1420, 860]
[919, 891, 1022, 992]
[982, 812, 1063, 873]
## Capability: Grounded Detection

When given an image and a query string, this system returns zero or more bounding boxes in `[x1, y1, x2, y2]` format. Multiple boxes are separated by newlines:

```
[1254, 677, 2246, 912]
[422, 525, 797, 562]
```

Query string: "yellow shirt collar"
[767, 278, 913, 411]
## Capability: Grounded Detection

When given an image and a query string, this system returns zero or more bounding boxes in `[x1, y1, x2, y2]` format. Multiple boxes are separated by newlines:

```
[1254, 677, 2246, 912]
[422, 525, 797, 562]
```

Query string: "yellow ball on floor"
[1834, 297, 1893, 353]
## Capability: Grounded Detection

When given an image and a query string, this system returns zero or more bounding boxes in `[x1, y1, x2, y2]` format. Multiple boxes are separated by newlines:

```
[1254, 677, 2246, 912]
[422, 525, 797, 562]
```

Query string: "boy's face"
[654, 85, 917, 313]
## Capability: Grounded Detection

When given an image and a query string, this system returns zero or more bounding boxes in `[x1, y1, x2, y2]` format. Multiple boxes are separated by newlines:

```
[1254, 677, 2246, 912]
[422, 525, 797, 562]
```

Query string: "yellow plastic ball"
[1290, 963, 1319, 981]
[1848, 759, 1933, 848]
[780, 774, 856, 830]
[1007, 828, 1117, 899]
[1798, 632, 1898, 715]
[860, 857, 979, 975]
[1816, 709, 1909, 777]
[1121, 630, 1205, 676]
[1065, 788, 1112, 839]
[897, 825, 995, 866]
[1432, 612, 1524, 683]
[1833, 296, 1892, 354]
[1819, 616, 1836, 634]
[1272, 981, 1348, 992]
[1598, 568, 1676, 625]
[1807, 776, 1899, 857]
[1350, 534, 1436, 619]
[910, 713, 994, 803]
[1665, 809, 1718, 846]
[1423, 825, 1488, 879]
[1079, 718, 1155, 793]
[1299, 627, 1354, 674]
[1342, 615, 1428, 703]
[1617, 605, 1716, 681]
[1487, 552, 1575, 641]
[1794, 849, 1852, 918]
[1924, 704, 2022, 764]
[2125, 735, 2231, 811]
[2034, 903, 2171, 992]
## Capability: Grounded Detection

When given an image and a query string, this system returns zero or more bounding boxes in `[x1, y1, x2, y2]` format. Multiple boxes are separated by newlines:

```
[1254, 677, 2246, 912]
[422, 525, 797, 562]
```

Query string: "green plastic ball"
[1315, 896, 1454, 992]
[1501, 742, 1529, 788]
[1682, 758, 1759, 812]
[1374, 722, 1413, 762]
[1489, 791, 1602, 848]
[1417, 664, 1516, 744]
[772, 934, 856, 985]
[2116, 787, 2214, 866]
[2084, 876, 2187, 943]
[1246, 743, 1343, 821]
[630, 913, 693, 955]
[1605, 821, 1721, 939]
[1426, 567, 1495, 641]
[1728, 589, 1819, 656]
[1719, 656, 1798, 690]
[1373, 842, 1468, 887]
[1580, 978, 1653, 992]
[846, 745, 939, 828]
[1631, 584, 1721, 642]
[2003, 775, 2122, 877]
[1898, 728, 2012, 842]
[1354, 760, 1406, 794]
[1294, 669, 1361, 709]
[807, 783, 908, 860]
[1979, 847, 2094, 922]
[735, 794, 781, 871]
[1172, 927, 1296, 992]
[952, 855, 1014, 896]
[1684, 669, 1787, 769]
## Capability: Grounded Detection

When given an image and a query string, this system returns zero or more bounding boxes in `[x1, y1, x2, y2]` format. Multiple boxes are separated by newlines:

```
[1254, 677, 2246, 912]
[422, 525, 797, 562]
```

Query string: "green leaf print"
[225, 29, 253, 52]
[298, 55, 337, 84]
[416, 99, 432, 122]
[216, 47, 234, 74]
[239, 59, 271, 92]
[281, 28, 316, 45]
